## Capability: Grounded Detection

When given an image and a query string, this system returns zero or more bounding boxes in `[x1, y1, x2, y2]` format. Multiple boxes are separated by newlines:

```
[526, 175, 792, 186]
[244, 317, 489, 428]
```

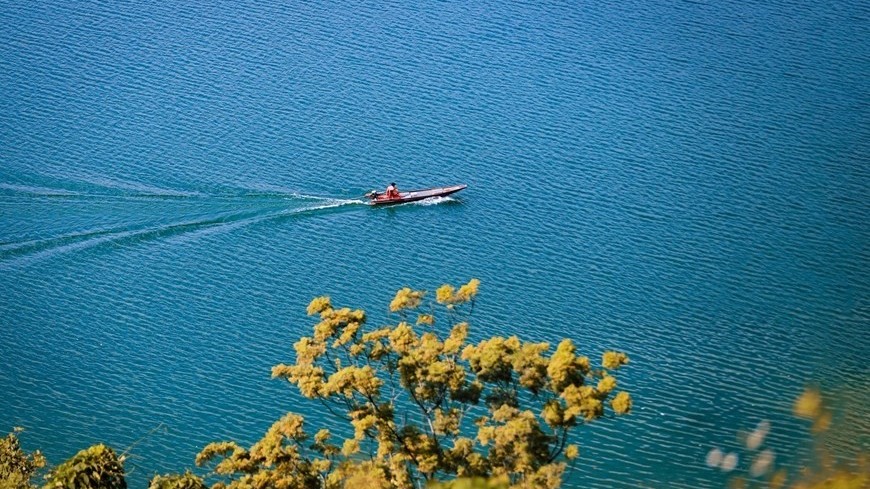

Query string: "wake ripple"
[367, 196, 460, 208]
[0, 183, 346, 203]
[412, 196, 458, 206]
[0, 198, 363, 268]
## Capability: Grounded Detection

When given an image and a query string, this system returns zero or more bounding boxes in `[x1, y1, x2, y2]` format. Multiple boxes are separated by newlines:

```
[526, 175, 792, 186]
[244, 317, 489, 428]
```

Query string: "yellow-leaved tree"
[0, 428, 45, 489]
[196, 279, 632, 489]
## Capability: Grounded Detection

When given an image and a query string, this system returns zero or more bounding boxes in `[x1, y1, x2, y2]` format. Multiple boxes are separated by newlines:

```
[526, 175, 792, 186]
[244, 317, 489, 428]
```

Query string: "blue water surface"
[1, 1, 868, 487]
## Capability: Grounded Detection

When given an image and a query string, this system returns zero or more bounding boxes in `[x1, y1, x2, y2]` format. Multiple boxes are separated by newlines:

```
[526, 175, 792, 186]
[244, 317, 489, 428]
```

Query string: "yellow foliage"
[375, 434, 394, 460]
[456, 279, 481, 302]
[419, 332, 445, 359]
[562, 385, 602, 421]
[597, 374, 617, 394]
[390, 287, 425, 312]
[450, 437, 474, 458]
[602, 351, 629, 370]
[273, 413, 305, 439]
[323, 365, 383, 398]
[361, 327, 392, 342]
[451, 379, 483, 404]
[462, 336, 520, 383]
[272, 363, 325, 398]
[314, 319, 339, 342]
[813, 411, 832, 433]
[0, 430, 46, 489]
[541, 401, 564, 428]
[610, 391, 632, 415]
[389, 322, 419, 354]
[312, 307, 364, 343]
[311, 458, 331, 473]
[340, 461, 392, 489]
[197, 280, 632, 489]
[307, 296, 332, 316]
[425, 360, 460, 387]
[791, 468, 869, 489]
[565, 444, 579, 460]
[794, 387, 823, 419]
[341, 439, 360, 457]
[769, 469, 787, 489]
[479, 409, 551, 474]
[148, 471, 207, 489]
[351, 413, 378, 440]
[443, 322, 469, 354]
[519, 464, 565, 489]
[547, 340, 586, 392]
[195, 442, 243, 468]
[388, 456, 415, 489]
[436, 279, 481, 305]
[43, 443, 126, 489]
[417, 313, 435, 325]
[477, 425, 495, 446]
[246, 413, 309, 466]
[492, 404, 520, 423]
[333, 321, 361, 348]
[436, 284, 456, 304]
[293, 336, 325, 365]
[314, 429, 330, 444]
[512, 342, 550, 393]
[429, 476, 508, 489]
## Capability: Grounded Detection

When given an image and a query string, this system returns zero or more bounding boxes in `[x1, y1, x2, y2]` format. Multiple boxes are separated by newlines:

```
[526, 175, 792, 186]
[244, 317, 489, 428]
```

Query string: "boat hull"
[368, 184, 467, 206]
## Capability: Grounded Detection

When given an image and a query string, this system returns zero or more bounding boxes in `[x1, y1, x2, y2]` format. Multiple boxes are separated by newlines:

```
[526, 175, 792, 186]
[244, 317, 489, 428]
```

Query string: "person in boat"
[385, 182, 400, 199]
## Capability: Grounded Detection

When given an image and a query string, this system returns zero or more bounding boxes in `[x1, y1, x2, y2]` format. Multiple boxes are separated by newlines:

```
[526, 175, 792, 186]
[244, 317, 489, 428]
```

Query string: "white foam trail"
[302, 199, 365, 210]
[0, 199, 367, 268]
[0, 183, 80, 196]
[412, 196, 455, 206]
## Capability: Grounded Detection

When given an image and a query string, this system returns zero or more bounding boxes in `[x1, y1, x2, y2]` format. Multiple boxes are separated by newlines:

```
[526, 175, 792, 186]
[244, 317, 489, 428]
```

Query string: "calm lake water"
[1, 1, 867, 487]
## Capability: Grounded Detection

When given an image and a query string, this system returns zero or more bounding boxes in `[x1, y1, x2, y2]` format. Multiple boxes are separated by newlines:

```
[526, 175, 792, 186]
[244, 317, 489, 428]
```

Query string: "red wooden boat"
[365, 184, 467, 206]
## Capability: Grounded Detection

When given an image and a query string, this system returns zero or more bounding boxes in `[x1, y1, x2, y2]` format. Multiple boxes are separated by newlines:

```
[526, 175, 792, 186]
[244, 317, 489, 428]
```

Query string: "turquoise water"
[1, 0, 868, 487]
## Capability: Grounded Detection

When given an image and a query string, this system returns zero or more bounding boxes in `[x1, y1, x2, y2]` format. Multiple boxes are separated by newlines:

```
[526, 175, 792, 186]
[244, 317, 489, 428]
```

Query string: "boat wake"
[412, 196, 456, 206]
[0, 197, 365, 269]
